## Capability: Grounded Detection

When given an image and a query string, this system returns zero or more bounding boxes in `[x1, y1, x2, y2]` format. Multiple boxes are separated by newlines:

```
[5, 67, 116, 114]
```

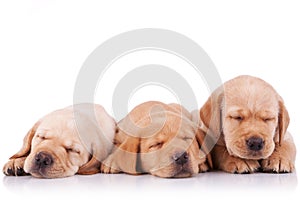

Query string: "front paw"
[261, 154, 294, 173]
[100, 163, 120, 174]
[100, 156, 121, 174]
[198, 162, 209, 173]
[3, 157, 29, 176]
[221, 156, 260, 174]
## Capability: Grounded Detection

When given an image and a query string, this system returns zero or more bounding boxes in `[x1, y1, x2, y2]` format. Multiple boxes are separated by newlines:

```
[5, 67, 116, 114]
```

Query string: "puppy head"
[111, 101, 211, 178]
[139, 116, 209, 178]
[23, 113, 91, 178]
[200, 75, 289, 160]
[14, 104, 115, 178]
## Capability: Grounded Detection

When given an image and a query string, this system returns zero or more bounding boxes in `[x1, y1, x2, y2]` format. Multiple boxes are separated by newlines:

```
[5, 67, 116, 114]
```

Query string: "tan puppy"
[101, 101, 212, 178]
[200, 75, 296, 173]
[3, 104, 116, 178]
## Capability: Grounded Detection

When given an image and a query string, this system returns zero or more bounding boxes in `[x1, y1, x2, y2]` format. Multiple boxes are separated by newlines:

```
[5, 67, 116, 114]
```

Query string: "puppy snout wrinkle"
[246, 137, 264, 151]
[35, 152, 53, 168]
[173, 152, 189, 165]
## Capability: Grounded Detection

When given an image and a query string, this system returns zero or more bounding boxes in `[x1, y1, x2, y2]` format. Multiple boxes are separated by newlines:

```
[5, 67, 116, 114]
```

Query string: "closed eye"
[183, 137, 193, 141]
[262, 117, 275, 122]
[230, 116, 244, 121]
[36, 135, 47, 140]
[149, 142, 163, 150]
[65, 147, 80, 154]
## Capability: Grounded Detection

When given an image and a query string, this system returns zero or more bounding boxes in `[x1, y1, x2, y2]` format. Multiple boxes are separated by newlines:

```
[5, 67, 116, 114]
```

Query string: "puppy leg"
[100, 153, 121, 174]
[3, 121, 39, 176]
[3, 157, 29, 176]
[261, 138, 296, 173]
[198, 162, 209, 173]
[198, 150, 210, 173]
[213, 144, 260, 173]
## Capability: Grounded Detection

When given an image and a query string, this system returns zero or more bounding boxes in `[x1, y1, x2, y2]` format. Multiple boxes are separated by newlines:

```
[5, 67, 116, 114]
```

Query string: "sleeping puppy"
[200, 75, 296, 173]
[3, 104, 116, 178]
[101, 101, 212, 178]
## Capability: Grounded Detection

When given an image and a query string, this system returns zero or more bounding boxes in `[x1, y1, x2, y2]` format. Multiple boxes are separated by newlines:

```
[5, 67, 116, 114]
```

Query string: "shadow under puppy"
[200, 75, 296, 173]
[3, 104, 116, 178]
[101, 101, 212, 178]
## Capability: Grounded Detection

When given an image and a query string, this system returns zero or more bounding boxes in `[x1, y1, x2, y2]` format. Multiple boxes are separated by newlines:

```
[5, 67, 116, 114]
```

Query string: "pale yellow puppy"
[200, 75, 296, 173]
[3, 104, 116, 178]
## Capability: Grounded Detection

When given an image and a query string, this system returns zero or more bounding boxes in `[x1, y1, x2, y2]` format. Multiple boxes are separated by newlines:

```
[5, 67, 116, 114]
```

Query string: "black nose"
[173, 151, 189, 165]
[246, 137, 264, 151]
[35, 152, 53, 168]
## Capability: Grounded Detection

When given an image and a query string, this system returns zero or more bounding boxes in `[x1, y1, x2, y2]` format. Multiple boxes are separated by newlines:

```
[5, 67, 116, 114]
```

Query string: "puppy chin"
[150, 163, 195, 178]
[24, 156, 76, 178]
[173, 171, 193, 178]
[27, 167, 74, 178]
[24, 164, 51, 178]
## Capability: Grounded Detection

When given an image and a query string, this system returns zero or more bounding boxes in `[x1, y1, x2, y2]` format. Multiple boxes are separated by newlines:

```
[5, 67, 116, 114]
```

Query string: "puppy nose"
[246, 137, 264, 151]
[35, 152, 53, 168]
[173, 151, 189, 165]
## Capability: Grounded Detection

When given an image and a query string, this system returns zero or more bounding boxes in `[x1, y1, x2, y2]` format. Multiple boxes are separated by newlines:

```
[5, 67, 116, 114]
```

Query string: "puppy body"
[101, 101, 212, 178]
[3, 104, 116, 178]
[200, 75, 296, 173]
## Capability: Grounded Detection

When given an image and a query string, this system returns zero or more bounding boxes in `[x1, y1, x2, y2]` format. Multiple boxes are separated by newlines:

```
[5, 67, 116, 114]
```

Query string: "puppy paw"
[261, 154, 294, 173]
[3, 157, 29, 176]
[100, 163, 120, 174]
[100, 155, 121, 174]
[221, 156, 260, 174]
[261, 142, 295, 173]
[198, 162, 209, 173]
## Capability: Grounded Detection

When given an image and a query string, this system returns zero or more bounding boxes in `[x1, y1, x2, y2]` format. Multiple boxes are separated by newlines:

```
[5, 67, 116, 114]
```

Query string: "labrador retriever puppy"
[200, 75, 296, 173]
[101, 101, 212, 178]
[3, 104, 116, 178]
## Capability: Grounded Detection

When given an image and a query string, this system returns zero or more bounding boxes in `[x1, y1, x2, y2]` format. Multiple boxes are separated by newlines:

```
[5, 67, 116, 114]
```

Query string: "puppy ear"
[191, 109, 212, 168]
[10, 121, 40, 159]
[115, 136, 140, 174]
[200, 87, 224, 139]
[278, 99, 290, 145]
[101, 127, 140, 175]
[77, 156, 101, 175]
[195, 128, 213, 169]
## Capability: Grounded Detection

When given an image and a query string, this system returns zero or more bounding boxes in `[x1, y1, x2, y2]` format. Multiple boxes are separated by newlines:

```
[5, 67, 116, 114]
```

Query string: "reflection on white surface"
[2, 172, 298, 200]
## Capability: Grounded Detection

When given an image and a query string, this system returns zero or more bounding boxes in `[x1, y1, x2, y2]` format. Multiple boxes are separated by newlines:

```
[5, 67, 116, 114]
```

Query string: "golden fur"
[200, 75, 296, 173]
[101, 101, 212, 178]
[3, 104, 116, 178]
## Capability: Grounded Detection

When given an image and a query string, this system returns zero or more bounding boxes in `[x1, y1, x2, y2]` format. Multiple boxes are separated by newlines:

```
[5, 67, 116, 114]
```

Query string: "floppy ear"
[77, 155, 101, 175]
[200, 87, 224, 139]
[10, 121, 40, 159]
[195, 128, 213, 169]
[101, 127, 140, 175]
[191, 109, 212, 168]
[115, 136, 140, 174]
[278, 99, 290, 145]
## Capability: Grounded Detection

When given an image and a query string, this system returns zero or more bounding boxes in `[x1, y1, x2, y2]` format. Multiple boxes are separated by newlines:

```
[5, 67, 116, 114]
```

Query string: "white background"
[0, 0, 299, 199]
